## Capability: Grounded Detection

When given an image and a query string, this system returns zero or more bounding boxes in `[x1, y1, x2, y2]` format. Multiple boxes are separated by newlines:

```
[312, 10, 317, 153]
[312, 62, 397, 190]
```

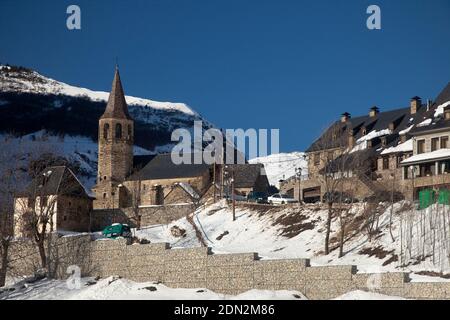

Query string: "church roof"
[128, 153, 211, 181]
[100, 68, 132, 120]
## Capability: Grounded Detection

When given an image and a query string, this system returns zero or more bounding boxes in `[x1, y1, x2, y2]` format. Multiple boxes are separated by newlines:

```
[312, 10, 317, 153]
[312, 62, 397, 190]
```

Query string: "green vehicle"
[102, 223, 132, 239]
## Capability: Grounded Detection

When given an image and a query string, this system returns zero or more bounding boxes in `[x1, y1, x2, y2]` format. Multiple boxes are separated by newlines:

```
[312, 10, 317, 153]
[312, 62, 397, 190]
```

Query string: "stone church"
[92, 68, 213, 210]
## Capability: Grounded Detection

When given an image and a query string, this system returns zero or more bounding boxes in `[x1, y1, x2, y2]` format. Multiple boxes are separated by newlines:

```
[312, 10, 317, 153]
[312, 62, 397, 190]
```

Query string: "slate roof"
[18, 166, 92, 198]
[407, 83, 450, 136]
[100, 67, 132, 120]
[228, 163, 267, 188]
[306, 82, 450, 156]
[127, 153, 211, 181]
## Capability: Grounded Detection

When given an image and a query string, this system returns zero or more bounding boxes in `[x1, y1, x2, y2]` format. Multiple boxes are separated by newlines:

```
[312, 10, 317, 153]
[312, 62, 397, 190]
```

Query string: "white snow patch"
[356, 129, 392, 144]
[434, 101, 450, 118]
[249, 152, 307, 187]
[417, 118, 432, 127]
[399, 125, 414, 135]
[333, 290, 406, 300]
[381, 139, 413, 155]
[401, 148, 450, 165]
[0, 277, 306, 300]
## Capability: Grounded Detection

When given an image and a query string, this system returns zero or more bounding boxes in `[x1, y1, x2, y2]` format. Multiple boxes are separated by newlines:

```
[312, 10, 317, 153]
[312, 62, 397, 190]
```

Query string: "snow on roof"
[356, 129, 391, 144]
[399, 124, 414, 135]
[380, 139, 413, 155]
[417, 118, 432, 127]
[433, 101, 450, 118]
[401, 148, 450, 165]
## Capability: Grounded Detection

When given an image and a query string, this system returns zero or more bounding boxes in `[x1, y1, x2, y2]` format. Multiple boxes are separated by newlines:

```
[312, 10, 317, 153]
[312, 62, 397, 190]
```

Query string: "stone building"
[14, 166, 93, 237]
[284, 82, 450, 203]
[227, 164, 270, 196]
[91, 67, 271, 212]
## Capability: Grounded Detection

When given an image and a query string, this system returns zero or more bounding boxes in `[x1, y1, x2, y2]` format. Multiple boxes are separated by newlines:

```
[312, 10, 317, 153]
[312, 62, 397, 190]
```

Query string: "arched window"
[128, 125, 132, 138]
[103, 123, 110, 139]
[115, 123, 122, 139]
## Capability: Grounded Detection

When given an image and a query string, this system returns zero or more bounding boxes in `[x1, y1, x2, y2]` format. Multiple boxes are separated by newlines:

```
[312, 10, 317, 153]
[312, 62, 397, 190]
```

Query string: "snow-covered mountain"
[249, 152, 307, 187]
[0, 64, 212, 152]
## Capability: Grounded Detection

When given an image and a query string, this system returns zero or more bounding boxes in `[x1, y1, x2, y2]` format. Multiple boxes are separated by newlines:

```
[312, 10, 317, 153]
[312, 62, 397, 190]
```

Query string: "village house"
[283, 82, 450, 203]
[13, 166, 94, 237]
[400, 83, 450, 200]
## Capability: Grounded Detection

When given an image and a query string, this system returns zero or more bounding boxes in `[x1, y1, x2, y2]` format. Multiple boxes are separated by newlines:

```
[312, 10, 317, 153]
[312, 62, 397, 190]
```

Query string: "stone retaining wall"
[8, 235, 450, 299]
[90, 204, 196, 231]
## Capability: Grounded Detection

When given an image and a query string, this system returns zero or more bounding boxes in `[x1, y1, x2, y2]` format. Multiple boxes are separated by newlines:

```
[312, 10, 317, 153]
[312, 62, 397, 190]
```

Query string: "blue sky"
[1, 0, 450, 152]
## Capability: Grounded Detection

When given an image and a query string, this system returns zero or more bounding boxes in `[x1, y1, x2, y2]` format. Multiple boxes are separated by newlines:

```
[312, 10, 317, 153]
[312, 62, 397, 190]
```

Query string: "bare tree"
[312, 123, 350, 255]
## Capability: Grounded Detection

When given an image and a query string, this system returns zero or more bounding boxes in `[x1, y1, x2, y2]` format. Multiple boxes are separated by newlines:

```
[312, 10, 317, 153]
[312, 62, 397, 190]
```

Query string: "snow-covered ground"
[135, 200, 450, 280]
[249, 152, 307, 187]
[1, 276, 405, 300]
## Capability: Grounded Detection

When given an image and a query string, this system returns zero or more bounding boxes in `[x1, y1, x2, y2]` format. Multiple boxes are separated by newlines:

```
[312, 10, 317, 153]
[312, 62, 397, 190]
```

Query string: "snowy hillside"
[0, 65, 213, 153]
[136, 200, 450, 280]
[249, 152, 307, 187]
[0, 65, 197, 117]
[1, 130, 151, 190]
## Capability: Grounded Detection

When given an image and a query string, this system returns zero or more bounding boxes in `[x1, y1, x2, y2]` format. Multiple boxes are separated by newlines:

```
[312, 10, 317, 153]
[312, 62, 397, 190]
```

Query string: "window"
[381, 137, 387, 147]
[115, 123, 122, 139]
[445, 107, 450, 120]
[40, 196, 48, 207]
[314, 153, 320, 165]
[27, 197, 35, 209]
[382, 157, 389, 170]
[128, 125, 132, 138]
[417, 140, 425, 154]
[431, 137, 439, 151]
[441, 136, 449, 149]
[103, 193, 106, 199]
[103, 123, 109, 139]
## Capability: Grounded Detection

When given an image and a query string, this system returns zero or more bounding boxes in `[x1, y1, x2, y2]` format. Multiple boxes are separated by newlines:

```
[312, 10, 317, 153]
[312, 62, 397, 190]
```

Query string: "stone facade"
[8, 235, 450, 299]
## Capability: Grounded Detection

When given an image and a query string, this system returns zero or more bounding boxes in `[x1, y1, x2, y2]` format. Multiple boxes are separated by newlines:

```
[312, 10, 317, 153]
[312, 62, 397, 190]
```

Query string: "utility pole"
[213, 160, 216, 202]
[231, 168, 236, 221]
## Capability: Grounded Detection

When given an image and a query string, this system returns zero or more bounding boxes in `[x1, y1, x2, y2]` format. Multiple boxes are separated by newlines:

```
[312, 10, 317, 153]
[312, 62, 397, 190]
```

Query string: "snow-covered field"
[135, 200, 450, 280]
[0, 276, 404, 300]
[249, 152, 307, 187]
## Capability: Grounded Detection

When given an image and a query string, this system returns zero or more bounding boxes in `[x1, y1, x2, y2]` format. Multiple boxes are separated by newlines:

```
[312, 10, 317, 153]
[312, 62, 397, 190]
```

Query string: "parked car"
[102, 223, 132, 239]
[247, 191, 268, 204]
[223, 194, 247, 201]
[268, 193, 297, 205]
[323, 191, 357, 204]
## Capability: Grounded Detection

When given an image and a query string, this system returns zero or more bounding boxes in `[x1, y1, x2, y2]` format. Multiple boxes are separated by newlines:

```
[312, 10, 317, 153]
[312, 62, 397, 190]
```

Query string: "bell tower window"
[128, 125, 132, 139]
[103, 123, 110, 139]
[115, 123, 122, 139]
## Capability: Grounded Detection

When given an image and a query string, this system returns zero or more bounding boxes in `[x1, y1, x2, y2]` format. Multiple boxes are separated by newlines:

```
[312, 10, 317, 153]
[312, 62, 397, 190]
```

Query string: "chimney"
[410, 96, 421, 114]
[348, 129, 355, 148]
[369, 106, 379, 117]
[426, 99, 432, 111]
[341, 112, 351, 123]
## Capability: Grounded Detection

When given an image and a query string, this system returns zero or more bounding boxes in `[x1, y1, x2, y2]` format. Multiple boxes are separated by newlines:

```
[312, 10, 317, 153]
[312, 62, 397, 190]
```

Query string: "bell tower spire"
[94, 67, 134, 209]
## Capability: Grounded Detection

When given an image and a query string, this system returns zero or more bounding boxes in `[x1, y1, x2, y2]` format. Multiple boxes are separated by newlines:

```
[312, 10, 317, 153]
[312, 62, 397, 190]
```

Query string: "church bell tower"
[94, 67, 134, 209]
